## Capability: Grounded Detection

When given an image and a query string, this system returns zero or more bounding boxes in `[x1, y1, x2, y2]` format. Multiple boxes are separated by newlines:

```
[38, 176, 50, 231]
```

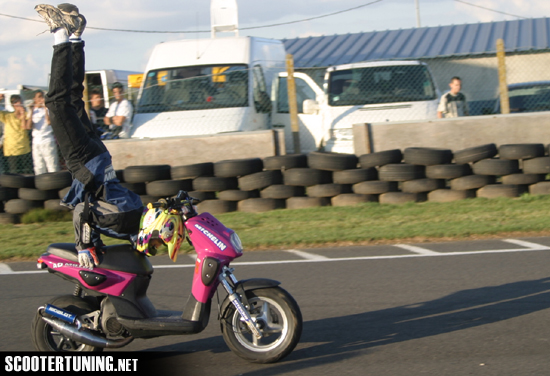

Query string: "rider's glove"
[78, 247, 99, 268]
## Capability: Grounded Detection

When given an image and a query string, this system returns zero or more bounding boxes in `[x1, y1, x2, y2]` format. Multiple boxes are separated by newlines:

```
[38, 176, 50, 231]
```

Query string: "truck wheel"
[0, 173, 34, 189]
[218, 190, 259, 201]
[477, 184, 523, 198]
[286, 197, 330, 209]
[501, 174, 544, 185]
[425, 164, 471, 179]
[404, 147, 453, 166]
[34, 171, 72, 191]
[378, 164, 425, 182]
[120, 182, 147, 195]
[214, 158, 263, 178]
[379, 192, 425, 204]
[197, 200, 237, 214]
[0, 187, 18, 201]
[307, 151, 358, 171]
[123, 165, 171, 183]
[529, 182, 550, 195]
[333, 168, 377, 184]
[5, 199, 43, 214]
[450, 175, 495, 190]
[428, 189, 476, 202]
[238, 198, 285, 212]
[353, 181, 398, 195]
[453, 144, 497, 164]
[239, 171, 282, 191]
[283, 168, 332, 186]
[306, 184, 351, 198]
[331, 193, 377, 206]
[401, 178, 445, 193]
[522, 157, 550, 174]
[193, 177, 238, 192]
[0, 213, 20, 224]
[18, 188, 58, 201]
[498, 144, 545, 160]
[472, 159, 520, 176]
[263, 155, 307, 171]
[359, 149, 402, 168]
[260, 185, 304, 199]
[146, 179, 193, 197]
[171, 163, 214, 179]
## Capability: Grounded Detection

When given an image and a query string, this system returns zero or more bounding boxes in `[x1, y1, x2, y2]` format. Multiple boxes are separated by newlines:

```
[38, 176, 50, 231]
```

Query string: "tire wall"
[1, 144, 549, 220]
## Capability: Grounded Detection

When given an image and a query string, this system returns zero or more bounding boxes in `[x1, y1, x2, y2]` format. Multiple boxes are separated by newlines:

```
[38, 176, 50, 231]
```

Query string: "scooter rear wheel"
[31, 295, 103, 352]
[221, 287, 302, 363]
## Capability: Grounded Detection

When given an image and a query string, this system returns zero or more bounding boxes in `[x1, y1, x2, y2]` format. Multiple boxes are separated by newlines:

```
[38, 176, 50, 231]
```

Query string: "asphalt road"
[2, 237, 550, 375]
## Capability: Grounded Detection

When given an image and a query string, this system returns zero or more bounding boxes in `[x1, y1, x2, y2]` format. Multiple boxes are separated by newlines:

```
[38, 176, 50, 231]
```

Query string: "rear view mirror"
[303, 99, 319, 115]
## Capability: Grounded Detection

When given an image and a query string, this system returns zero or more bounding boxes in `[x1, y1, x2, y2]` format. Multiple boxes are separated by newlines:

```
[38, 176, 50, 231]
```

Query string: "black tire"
[522, 157, 550, 174]
[171, 163, 214, 179]
[307, 151, 358, 171]
[34, 171, 72, 191]
[221, 287, 302, 364]
[123, 165, 171, 183]
[401, 179, 445, 193]
[0, 213, 20, 224]
[0, 187, 18, 201]
[5, 199, 43, 214]
[501, 174, 544, 185]
[472, 159, 520, 176]
[498, 144, 545, 160]
[263, 155, 308, 171]
[306, 184, 351, 198]
[529, 182, 550, 195]
[286, 197, 330, 209]
[450, 175, 495, 190]
[353, 181, 398, 195]
[197, 200, 237, 214]
[403, 147, 453, 166]
[145, 179, 193, 197]
[140, 195, 161, 206]
[18, 188, 59, 201]
[477, 184, 523, 198]
[238, 198, 285, 213]
[214, 158, 263, 178]
[193, 177, 238, 192]
[119, 182, 147, 195]
[188, 191, 216, 202]
[378, 164, 425, 182]
[333, 168, 377, 184]
[425, 164, 471, 179]
[44, 199, 71, 211]
[453, 144, 498, 164]
[379, 192, 425, 204]
[31, 295, 102, 352]
[428, 189, 476, 202]
[359, 149, 402, 168]
[218, 190, 259, 201]
[331, 193, 378, 206]
[261, 185, 305, 199]
[58, 186, 71, 200]
[283, 168, 332, 186]
[115, 169, 125, 182]
[0, 173, 34, 188]
[239, 171, 282, 191]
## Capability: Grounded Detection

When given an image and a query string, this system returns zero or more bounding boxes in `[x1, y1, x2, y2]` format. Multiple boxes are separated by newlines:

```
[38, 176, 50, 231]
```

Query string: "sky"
[1, 0, 549, 89]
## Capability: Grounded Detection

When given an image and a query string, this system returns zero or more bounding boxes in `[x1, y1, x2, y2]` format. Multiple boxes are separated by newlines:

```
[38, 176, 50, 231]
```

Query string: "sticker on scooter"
[51, 262, 92, 271]
[194, 224, 227, 251]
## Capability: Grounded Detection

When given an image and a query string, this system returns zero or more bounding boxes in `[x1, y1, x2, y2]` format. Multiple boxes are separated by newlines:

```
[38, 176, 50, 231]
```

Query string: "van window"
[137, 64, 248, 113]
[252, 65, 271, 113]
[328, 65, 436, 106]
[277, 76, 317, 113]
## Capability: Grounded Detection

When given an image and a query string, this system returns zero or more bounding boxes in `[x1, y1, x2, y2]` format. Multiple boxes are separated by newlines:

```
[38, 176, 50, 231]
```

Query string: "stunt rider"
[35, 4, 144, 269]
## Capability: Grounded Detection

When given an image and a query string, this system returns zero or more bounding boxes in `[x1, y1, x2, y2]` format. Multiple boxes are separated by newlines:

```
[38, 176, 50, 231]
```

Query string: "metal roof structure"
[282, 17, 550, 68]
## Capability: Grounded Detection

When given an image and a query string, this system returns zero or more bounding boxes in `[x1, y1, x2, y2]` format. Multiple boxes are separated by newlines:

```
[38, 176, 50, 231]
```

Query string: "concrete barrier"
[353, 111, 550, 155]
[105, 130, 285, 169]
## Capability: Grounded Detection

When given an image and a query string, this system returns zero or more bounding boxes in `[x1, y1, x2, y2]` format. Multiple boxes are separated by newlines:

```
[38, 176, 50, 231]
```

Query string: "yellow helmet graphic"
[136, 207, 184, 262]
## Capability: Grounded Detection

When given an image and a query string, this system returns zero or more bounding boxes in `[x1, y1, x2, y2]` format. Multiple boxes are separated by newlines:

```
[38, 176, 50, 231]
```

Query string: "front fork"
[219, 266, 262, 339]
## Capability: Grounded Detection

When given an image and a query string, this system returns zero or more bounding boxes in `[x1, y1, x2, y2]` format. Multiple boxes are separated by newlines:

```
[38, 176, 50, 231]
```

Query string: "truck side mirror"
[303, 99, 319, 115]
[255, 91, 272, 113]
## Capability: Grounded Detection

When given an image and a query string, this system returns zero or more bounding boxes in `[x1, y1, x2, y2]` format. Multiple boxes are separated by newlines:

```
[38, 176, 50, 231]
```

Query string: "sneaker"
[57, 4, 85, 38]
[72, 14, 86, 38]
[35, 4, 80, 34]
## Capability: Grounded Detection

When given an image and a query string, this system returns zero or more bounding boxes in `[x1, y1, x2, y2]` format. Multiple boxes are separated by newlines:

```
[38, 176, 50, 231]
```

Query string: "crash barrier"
[2, 143, 550, 224]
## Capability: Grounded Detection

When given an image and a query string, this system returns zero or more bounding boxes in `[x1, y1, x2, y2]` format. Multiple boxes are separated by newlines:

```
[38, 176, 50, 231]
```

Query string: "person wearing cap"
[103, 82, 133, 139]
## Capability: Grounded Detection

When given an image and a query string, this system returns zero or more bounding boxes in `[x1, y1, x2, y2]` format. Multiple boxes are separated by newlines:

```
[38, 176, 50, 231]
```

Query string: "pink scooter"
[32, 191, 302, 363]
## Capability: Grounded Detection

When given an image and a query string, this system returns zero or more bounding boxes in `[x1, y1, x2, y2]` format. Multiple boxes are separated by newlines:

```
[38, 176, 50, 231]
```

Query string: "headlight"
[230, 232, 243, 254]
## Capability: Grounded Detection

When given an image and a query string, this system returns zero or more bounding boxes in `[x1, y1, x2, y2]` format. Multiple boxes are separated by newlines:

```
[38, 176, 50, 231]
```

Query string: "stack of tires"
[0, 171, 72, 224]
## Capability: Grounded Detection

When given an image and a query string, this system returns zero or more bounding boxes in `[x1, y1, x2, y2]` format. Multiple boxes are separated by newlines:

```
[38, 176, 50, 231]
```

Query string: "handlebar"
[146, 191, 200, 218]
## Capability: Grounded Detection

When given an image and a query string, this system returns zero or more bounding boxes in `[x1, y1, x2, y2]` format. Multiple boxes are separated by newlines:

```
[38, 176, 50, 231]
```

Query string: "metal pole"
[415, 0, 421, 28]
[285, 54, 301, 154]
[496, 38, 510, 114]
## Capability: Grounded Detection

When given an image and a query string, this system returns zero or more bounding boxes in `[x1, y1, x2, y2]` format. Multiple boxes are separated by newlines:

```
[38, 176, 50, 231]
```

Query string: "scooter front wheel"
[31, 295, 102, 352]
[221, 286, 302, 363]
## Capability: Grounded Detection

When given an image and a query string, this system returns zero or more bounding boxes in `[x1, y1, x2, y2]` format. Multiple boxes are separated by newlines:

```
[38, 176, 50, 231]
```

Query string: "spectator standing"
[103, 82, 133, 139]
[89, 89, 107, 133]
[437, 76, 469, 118]
[0, 95, 31, 174]
[26, 90, 60, 174]
[0, 93, 5, 173]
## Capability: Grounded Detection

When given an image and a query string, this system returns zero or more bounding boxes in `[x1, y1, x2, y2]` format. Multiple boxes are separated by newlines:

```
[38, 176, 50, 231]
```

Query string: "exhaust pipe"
[41, 316, 133, 349]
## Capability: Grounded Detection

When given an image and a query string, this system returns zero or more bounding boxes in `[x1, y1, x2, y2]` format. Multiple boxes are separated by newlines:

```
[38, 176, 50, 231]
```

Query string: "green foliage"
[4, 194, 550, 261]
[21, 209, 73, 224]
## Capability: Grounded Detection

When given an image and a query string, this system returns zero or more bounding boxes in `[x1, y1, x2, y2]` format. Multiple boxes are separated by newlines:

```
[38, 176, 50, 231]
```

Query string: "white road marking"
[284, 249, 329, 260]
[1, 245, 549, 275]
[503, 239, 550, 249]
[0, 263, 13, 274]
[394, 244, 440, 255]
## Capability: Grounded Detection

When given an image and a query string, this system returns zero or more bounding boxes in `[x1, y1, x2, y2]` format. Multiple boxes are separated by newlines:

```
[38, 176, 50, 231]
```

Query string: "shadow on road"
[144, 277, 550, 373]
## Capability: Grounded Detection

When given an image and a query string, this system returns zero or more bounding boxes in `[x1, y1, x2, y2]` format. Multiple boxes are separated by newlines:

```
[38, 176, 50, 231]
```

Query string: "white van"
[84, 69, 141, 109]
[130, 37, 286, 138]
[271, 60, 440, 153]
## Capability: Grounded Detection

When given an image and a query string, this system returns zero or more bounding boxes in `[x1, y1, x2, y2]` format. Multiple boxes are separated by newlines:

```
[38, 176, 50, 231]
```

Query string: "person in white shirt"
[26, 90, 60, 174]
[437, 77, 469, 118]
[103, 82, 133, 139]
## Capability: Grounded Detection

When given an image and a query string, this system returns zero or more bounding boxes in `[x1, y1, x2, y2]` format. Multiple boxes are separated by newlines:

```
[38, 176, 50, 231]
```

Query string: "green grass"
[3, 194, 550, 261]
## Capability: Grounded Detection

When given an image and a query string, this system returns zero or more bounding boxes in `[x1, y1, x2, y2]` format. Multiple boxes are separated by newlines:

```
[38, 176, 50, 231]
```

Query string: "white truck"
[130, 36, 286, 139]
[271, 60, 441, 154]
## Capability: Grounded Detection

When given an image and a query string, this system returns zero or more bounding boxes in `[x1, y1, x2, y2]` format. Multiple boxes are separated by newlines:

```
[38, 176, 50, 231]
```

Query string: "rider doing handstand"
[35, 4, 144, 269]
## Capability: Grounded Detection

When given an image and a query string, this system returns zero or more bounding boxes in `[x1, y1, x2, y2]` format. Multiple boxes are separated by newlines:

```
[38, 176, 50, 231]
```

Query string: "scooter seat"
[46, 243, 154, 275]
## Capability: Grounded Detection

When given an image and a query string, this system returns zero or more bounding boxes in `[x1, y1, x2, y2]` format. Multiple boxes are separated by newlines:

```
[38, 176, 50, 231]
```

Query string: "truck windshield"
[137, 65, 248, 113]
[328, 65, 436, 106]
